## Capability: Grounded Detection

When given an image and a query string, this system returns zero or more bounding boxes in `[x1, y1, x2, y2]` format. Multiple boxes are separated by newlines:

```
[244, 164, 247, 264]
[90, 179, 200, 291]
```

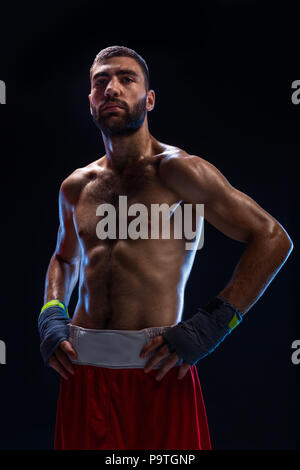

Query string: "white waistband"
[68, 324, 182, 369]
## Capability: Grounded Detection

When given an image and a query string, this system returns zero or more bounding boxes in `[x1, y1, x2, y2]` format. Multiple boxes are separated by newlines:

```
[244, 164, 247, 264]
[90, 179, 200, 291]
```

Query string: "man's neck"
[102, 123, 155, 173]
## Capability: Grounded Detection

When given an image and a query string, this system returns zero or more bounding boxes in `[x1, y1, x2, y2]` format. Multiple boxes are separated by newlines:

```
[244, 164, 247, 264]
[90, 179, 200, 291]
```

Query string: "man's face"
[89, 56, 153, 136]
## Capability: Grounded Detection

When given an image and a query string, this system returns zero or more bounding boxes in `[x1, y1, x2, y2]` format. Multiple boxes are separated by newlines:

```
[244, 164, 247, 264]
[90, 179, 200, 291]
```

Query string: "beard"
[91, 96, 147, 137]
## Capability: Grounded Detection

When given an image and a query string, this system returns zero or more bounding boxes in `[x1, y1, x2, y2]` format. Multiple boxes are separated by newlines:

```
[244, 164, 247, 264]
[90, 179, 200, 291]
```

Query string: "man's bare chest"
[73, 162, 181, 245]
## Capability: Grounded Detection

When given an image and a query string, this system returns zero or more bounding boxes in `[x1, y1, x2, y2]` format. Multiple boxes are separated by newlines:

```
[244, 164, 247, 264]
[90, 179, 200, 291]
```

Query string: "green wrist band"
[39, 299, 69, 319]
[38, 299, 71, 366]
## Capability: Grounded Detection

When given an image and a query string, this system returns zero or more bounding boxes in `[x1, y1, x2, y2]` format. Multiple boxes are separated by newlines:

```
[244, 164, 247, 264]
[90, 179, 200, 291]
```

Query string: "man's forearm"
[218, 225, 293, 314]
[44, 254, 79, 306]
[162, 225, 293, 366]
[39, 253, 78, 365]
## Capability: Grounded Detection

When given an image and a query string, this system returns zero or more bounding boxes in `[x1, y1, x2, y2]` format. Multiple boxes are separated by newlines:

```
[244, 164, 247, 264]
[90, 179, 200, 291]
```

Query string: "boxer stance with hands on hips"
[38, 46, 293, 450]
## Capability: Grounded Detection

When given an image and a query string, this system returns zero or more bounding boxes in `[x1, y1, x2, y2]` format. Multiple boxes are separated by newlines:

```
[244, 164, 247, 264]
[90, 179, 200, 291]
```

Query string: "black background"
[0, 0, 298, 451]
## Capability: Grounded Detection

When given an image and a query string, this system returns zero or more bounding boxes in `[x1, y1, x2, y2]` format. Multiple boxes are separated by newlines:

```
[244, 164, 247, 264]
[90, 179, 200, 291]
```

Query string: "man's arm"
[40, 174, 82, 379]
[159, 154, 293, 313]
[140, 155, 293, 380]
[44, 178, 81, 306]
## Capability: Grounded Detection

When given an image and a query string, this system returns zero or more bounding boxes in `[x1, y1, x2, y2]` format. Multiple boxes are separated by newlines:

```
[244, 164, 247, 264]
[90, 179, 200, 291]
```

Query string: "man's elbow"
[54, 252, 80, 267]
[266, 221, 293, 261]
[281, 229, 293, 260]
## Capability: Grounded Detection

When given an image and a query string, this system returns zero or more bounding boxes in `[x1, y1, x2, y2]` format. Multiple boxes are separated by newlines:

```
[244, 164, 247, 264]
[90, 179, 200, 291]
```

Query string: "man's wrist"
[202, 295, 243, 331]
[38, 300, 71, 366]
[39, 299, 69, 319]
[162, 296, 243, 365]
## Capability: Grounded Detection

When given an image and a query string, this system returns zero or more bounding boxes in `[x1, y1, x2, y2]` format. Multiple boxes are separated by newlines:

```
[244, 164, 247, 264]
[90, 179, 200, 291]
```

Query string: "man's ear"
[88, 94, 93, 115]
[146, 89, 155, 112]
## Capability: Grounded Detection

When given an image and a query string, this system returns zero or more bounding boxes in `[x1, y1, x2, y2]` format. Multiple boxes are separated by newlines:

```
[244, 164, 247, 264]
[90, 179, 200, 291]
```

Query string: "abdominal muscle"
[71, 237, 192, 330]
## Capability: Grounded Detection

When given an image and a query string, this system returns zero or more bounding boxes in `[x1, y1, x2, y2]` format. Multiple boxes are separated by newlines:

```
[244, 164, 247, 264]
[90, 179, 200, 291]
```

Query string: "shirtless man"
[38, 46, 293, 450]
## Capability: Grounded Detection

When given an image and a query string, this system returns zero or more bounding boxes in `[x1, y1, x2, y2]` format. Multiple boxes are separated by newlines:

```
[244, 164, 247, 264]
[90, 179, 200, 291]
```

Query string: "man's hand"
[140, 335, 191, 381]
[49, 340, 78, 380]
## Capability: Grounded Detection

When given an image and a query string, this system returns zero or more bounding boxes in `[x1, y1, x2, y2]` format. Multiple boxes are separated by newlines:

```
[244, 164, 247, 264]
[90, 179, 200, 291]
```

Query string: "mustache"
[100, 99, 128, 111]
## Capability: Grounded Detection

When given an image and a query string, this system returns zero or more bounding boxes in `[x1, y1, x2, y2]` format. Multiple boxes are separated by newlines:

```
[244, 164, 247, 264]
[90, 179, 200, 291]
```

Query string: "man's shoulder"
[158, 146, 213, 180]
[158, 146, 226, 202]
[59, 158, 105, 205]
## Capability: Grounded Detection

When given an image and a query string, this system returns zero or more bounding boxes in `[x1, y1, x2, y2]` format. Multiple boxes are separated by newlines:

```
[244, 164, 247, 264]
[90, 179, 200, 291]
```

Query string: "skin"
[44, 56, 293, 382]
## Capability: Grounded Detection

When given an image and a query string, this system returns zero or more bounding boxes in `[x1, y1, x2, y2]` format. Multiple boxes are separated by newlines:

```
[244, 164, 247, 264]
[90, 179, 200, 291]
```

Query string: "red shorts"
[54, 325, 211, 450]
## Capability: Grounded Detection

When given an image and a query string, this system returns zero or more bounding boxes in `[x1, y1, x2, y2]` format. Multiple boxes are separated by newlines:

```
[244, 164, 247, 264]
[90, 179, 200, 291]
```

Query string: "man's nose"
[104, 78, 121, 98]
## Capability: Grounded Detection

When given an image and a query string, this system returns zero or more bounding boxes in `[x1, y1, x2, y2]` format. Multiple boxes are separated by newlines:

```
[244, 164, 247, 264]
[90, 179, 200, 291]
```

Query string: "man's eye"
[122, 77, 133, 83]
[94, 78, 106, 86]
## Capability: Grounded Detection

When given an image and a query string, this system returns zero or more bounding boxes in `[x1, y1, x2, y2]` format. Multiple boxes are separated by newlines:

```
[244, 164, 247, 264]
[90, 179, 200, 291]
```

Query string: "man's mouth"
[102, 103, 124, 111]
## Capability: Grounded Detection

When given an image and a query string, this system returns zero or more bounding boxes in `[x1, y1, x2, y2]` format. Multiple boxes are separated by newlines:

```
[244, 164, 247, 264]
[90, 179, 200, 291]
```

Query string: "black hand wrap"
[38, 302, 71, 366]
[162, 296, 243, 365]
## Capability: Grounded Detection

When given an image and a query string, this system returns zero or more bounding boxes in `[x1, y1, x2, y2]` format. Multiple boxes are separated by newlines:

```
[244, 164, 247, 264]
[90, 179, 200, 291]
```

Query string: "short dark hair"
[90, 45, 150, 90]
